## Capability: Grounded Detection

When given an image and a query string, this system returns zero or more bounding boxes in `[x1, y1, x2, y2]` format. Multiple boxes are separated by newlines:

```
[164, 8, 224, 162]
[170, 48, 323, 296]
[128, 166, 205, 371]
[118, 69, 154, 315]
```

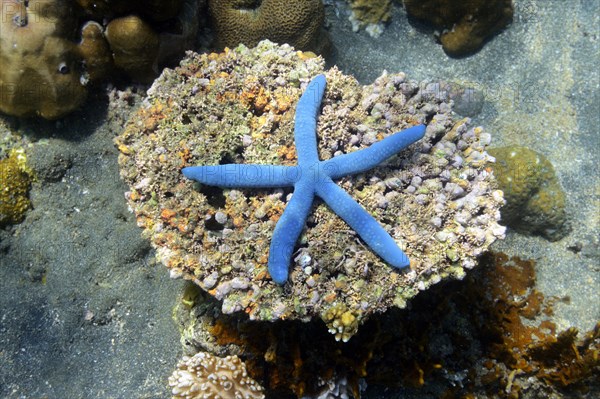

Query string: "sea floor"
[1, 0, 598, 398]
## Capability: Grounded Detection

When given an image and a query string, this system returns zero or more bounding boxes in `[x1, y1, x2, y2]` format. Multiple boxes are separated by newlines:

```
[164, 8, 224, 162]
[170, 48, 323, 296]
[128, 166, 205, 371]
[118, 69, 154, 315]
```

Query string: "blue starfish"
[183, 74, 426, 284]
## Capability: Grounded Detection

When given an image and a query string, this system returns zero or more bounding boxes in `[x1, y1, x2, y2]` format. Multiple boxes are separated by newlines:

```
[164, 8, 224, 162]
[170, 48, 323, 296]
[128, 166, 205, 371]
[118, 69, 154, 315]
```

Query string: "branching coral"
[168, 352, 265, 399]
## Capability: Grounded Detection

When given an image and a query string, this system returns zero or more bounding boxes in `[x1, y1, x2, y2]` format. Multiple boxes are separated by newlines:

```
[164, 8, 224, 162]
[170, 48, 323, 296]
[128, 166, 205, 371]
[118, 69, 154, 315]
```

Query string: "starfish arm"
[315, 178, 410, 269]
[325, 124, 426, 180]
[295, 74, 327, 166]
[268, 180, 315, 284]
[182, 165, 297, 188]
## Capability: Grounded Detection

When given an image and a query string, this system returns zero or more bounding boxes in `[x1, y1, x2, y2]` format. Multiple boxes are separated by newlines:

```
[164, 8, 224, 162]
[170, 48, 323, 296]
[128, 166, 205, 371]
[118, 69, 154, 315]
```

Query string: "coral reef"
[77, 0, 204, 82]
[347, 0, 392, 38]
[169, 351, 265, 399]
[460, 253, 599, 397]
[0, 149, 33, 226]
[208, 0, 328, 53]
[403, 0, 514, 56]
[181, 74, 426, 284]
[116, 40, 504, 339]
[172, 253, 599, 398]
[488, 146, 569, 241]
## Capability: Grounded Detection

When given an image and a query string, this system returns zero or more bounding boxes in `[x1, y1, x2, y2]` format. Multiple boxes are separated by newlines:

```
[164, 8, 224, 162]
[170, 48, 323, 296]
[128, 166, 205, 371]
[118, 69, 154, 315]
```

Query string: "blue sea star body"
[183, 74, 426, 284]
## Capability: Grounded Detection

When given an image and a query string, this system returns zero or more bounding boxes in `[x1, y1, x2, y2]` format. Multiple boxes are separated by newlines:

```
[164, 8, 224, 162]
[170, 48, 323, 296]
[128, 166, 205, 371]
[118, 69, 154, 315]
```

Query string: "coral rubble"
[169, 351, 265, 399]
[208, 0, 328, 53]
[488, 146, 569, 241]
[403, 0, 514, 56]
[116, 40, 504, 340]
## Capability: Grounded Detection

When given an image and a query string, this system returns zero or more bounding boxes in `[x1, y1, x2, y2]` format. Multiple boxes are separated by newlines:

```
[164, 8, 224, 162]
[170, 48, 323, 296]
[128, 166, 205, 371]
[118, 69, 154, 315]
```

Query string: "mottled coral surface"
[116, 41, 504, 338]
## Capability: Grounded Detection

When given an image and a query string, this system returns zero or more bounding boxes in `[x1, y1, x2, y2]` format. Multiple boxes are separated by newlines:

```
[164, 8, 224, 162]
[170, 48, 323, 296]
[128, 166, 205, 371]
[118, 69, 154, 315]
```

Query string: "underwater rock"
[208, 0, 328, 54]
[488, 146, 569, 241]
[404, 0, 514, 57]
[116, 40, 505, 340]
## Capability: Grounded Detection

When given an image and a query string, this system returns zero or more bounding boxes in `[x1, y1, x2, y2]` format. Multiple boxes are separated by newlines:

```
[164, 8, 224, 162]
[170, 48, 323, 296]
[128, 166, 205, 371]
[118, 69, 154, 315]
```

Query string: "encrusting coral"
[0, 149, 34, 226]
[488, 146, 569, 241]
[403, 0, 514, 56]
[168, 351, 265, 399]
[116, 40, 505, 340]
[208, 0, 328, 54]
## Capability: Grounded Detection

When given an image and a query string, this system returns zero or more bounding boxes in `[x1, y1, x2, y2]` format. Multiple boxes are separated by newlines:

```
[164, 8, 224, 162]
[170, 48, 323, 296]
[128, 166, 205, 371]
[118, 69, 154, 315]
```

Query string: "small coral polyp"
[116, 41, 505, 339]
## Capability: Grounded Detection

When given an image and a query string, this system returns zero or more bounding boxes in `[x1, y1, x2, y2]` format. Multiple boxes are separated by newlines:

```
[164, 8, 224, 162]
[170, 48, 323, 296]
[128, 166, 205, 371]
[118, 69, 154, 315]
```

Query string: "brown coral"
[168, 352, 265, 399]
[488, 146, 569, 241]
[0, 0, 88, 118]
[404, 0, 514, 56]
[0, 0, 202, 118]
[105, 15, 160, 83]
[78, 21, 113, 82]
[174, 253, 598, 398]
[349, 0, 392, 26]
[208, 0, 328, 53]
